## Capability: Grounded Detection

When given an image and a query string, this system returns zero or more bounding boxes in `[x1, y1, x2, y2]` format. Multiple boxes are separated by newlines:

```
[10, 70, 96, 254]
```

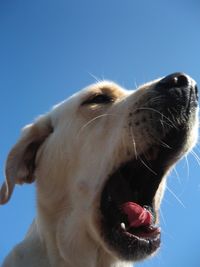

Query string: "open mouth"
[99, 73, 198, 261]
[100, 128, 190, 261]
[100, 155, 162, 261]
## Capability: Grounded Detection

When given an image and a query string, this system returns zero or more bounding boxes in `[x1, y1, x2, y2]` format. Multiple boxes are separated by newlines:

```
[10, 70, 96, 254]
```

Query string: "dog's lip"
[101, 201, 161, 244]
[100, 209, 161, 261]
[100, 155, 165, 222]
[118, 223, 161, 241]
[99, 140, 183, 259]
[99, 153, 164, 259]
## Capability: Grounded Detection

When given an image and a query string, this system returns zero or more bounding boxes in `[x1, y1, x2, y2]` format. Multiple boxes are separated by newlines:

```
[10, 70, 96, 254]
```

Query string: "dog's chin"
[99, 127, 192, 261]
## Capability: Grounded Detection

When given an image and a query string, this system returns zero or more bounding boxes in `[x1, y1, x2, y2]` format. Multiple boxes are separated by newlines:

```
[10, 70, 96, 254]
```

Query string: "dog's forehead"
[51, 78, 165, 120]
[52, 81, 128, 115]
[81, 81, 128, 99]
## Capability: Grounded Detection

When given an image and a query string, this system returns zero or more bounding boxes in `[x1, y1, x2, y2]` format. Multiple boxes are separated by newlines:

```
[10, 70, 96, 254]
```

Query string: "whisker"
[190, 150, 200, 167]
[160, 118, 174, 129]
[130, 126, 138, 159]
[143, 127, 171, 149]
[172, 166, 182, 185]
[138, 155, 157, 175]
[77, 113, 117, 136]
[184, 155, 190, 178]
[148, 95, 165, 105]
[158, 139, 172, 149]
[134, 81, 138, 89]
[137, 107, 178, 129]
[166, 185, 186, 208]
[87, 72, 103, 83]
[159, 207, 167, 226]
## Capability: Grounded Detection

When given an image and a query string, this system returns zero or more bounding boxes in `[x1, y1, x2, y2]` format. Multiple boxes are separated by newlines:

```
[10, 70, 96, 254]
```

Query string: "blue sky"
[0, 0, 200, 266]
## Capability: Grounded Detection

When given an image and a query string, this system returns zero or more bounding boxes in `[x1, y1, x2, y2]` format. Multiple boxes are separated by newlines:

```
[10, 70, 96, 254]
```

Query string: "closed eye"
[81, 94, 114, 105]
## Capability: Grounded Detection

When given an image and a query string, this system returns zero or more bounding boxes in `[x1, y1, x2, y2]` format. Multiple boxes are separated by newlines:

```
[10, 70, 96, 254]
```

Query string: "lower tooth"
[121, 222, 126, 230]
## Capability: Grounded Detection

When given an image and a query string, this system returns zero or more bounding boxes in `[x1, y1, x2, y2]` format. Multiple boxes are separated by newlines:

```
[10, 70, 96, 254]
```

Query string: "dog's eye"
[81, 94, 113, 105]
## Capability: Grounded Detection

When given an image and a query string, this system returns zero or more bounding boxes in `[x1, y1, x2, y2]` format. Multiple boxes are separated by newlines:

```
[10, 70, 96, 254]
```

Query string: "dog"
[0, 72, 199, 267]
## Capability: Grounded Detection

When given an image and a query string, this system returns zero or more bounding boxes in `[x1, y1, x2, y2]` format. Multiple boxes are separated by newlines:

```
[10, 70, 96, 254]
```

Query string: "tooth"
[121, 222, 126, 230]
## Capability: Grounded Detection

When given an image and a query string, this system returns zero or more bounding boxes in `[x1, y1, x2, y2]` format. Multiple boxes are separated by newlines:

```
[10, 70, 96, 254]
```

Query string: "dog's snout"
[154, 72, 198, 104]
[158, 72, 190, 88]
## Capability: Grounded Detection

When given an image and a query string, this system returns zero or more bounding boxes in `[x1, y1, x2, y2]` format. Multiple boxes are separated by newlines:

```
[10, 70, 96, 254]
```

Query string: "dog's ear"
[0, 115, 53, 205]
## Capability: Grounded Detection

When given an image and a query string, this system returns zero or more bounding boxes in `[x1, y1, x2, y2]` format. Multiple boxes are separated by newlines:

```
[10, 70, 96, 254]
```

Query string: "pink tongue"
[121, 202, 152, 228]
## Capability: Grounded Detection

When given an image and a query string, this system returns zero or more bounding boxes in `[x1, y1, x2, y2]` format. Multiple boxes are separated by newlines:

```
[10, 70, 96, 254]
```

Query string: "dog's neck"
[34, 172, 134, 267]
[35, 203, 133, 267]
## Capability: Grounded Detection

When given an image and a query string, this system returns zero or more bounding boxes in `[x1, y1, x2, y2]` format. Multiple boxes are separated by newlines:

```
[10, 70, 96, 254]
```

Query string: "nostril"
[158, 72, 189, 88]
[175, 74, 189, 87]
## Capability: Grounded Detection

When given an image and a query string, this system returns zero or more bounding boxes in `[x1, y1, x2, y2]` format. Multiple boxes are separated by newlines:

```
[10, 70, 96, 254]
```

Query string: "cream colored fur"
[0, 79, 198, 267]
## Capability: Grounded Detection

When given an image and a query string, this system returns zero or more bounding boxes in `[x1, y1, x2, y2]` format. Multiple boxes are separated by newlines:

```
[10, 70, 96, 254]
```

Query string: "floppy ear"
[0, 115, 53, 205]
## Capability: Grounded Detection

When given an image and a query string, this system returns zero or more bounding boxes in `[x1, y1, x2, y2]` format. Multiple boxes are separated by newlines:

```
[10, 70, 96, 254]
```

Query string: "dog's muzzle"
[99, 72, 199, 262]
[155, 72, 198, 109]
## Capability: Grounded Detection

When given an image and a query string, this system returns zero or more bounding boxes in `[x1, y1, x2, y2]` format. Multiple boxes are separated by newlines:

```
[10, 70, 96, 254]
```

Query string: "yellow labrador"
[0, 73, 199, 267]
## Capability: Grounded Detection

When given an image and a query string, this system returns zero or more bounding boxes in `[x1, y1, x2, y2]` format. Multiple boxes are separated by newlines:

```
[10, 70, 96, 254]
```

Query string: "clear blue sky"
[0, 0, 200, 266]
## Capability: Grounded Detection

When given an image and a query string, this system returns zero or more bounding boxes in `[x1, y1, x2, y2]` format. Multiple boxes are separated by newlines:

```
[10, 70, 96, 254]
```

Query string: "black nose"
[158, 72, 189, 88]
[155, 72, 198, 104]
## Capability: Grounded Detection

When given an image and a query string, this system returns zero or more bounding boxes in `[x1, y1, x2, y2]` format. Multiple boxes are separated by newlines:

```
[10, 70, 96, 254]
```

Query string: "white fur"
[1, 79, 198, 267]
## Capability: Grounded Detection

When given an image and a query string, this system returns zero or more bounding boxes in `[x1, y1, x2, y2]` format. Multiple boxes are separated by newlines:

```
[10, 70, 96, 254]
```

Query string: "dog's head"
[0, 73, 198, 263]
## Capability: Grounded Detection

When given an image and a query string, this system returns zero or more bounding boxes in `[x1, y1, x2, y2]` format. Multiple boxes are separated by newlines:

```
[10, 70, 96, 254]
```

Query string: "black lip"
[100, 154, 162, 261]
[101, 220, 161, 261]
[100, 125, 192, 261]
[100, 163, 162, 260]
[99, 76, 198, 261]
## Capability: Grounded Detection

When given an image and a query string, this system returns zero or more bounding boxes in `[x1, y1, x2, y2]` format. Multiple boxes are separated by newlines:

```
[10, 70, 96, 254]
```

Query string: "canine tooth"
[120, 222, 126, 230]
